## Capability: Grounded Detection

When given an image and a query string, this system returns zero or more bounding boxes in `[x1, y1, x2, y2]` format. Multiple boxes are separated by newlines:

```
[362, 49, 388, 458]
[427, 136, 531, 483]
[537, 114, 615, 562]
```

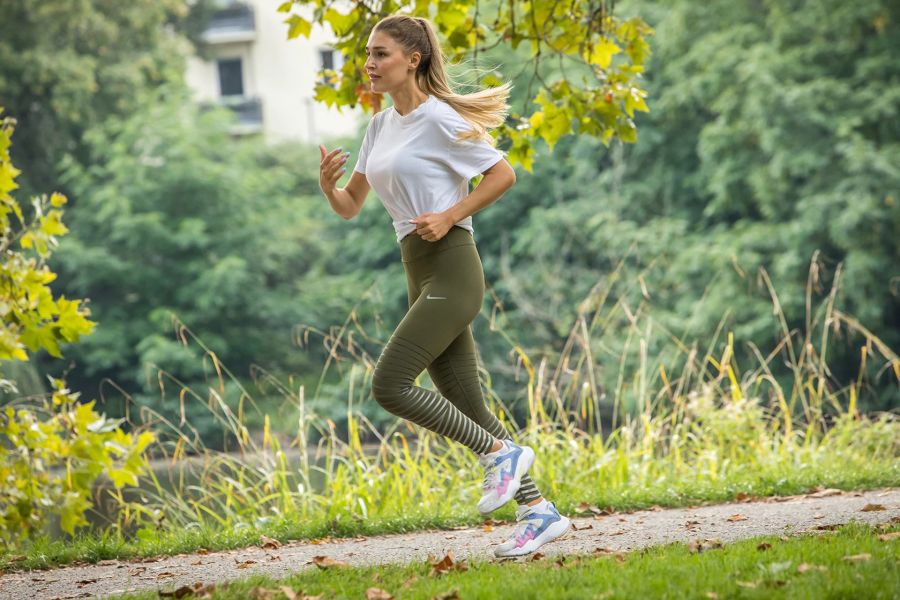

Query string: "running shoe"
[493, 500, 572, 557]
[476, 439, 535, 515]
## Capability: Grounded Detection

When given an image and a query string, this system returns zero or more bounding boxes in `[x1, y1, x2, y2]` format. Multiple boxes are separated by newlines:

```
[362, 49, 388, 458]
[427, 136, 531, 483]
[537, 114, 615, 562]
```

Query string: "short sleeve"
[436, 109, 504, 180]
[353, 115, 378, 174]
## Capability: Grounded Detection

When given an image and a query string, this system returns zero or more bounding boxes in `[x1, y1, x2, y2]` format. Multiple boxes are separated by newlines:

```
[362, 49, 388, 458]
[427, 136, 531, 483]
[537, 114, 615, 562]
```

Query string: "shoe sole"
[477, 445, 536, 516]
[494, 515, 572, 558]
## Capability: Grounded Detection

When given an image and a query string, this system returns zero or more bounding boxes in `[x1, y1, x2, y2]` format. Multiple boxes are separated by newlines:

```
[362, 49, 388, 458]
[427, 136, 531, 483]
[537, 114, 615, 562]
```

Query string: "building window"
[217, 58, 244, 97]
[319, 48, 341, 88]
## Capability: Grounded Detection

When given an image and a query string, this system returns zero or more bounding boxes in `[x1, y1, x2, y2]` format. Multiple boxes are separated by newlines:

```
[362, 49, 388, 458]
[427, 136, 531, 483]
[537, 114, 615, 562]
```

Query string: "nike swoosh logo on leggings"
[426, 294, 447, 300]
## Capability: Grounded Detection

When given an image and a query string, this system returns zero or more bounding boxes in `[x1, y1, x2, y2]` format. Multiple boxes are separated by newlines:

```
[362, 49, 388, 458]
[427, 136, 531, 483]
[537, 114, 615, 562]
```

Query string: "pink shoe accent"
[515, 528, 536, 548]
[495, 473, 514, 496]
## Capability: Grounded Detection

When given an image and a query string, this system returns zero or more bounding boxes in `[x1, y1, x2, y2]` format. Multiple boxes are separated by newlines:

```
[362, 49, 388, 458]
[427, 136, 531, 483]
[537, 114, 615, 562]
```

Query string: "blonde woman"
[318, 14, 570, 557]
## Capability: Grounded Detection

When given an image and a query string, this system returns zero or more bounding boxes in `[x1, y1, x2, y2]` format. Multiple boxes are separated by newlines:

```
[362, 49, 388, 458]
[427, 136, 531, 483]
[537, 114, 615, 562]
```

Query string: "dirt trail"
[1, 487, 897, 599]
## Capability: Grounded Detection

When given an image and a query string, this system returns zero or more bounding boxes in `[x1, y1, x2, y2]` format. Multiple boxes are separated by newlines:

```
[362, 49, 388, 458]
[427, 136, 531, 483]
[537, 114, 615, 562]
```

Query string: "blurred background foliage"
[0, 0, 896, 448]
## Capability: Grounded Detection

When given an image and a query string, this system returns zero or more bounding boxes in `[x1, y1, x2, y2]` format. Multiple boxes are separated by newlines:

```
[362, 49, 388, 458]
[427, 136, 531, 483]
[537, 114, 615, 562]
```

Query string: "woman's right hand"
[319, 144, 349, 196]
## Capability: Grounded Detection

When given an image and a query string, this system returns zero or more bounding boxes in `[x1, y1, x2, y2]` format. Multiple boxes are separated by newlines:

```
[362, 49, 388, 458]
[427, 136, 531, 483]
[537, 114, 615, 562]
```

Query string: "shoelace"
[482, 463, 500, 491]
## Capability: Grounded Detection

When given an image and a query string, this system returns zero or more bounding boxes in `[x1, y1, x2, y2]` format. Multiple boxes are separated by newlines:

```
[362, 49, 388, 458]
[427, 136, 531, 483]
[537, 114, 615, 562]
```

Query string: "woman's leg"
[427, 327, 543, 505]
[371, 236, 497, 455]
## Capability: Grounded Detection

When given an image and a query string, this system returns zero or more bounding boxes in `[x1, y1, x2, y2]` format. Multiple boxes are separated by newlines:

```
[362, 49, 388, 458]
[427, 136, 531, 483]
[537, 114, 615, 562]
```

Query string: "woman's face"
[364, 29, 419, 94]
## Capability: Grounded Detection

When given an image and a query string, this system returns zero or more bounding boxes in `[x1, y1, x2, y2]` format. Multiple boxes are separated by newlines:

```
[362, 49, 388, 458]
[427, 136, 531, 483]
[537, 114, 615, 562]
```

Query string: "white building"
[184, 0, 364, 142]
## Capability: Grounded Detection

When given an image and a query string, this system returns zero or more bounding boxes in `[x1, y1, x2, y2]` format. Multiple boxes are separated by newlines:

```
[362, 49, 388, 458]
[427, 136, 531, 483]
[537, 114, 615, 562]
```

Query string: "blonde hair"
[371, 14, 512, 146]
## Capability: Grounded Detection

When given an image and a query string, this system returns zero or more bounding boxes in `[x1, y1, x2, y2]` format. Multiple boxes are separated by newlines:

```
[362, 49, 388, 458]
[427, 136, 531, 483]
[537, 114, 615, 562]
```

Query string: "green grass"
[108, 522, 900, 599]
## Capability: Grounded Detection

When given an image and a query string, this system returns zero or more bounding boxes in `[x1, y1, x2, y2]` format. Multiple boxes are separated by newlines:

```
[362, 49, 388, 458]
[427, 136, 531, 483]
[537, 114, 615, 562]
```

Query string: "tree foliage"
[0, 110, 153, 547]
[279, 0, 653, 170]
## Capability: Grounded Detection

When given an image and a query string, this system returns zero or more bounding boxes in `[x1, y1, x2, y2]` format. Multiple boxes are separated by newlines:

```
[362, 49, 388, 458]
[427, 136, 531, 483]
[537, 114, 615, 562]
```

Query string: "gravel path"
[1, 487, 897, 599]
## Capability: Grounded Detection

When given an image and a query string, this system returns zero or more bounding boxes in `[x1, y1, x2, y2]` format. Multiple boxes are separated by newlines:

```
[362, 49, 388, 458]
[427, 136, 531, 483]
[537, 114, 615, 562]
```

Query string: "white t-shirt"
[352, 94, 505, 242]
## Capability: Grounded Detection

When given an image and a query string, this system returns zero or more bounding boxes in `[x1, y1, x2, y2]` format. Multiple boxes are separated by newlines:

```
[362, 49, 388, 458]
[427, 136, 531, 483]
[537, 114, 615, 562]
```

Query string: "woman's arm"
[443, 159, 516, 223]
[324, 171, 371, 220]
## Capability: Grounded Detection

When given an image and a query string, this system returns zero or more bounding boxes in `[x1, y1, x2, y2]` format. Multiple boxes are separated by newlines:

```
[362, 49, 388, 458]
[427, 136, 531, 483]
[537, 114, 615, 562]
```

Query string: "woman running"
[317, 14, 570, 557]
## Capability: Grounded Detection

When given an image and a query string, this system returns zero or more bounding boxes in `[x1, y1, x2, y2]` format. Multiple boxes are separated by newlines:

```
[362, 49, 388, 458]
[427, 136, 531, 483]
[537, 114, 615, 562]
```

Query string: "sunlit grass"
[1, 259, 897, 570]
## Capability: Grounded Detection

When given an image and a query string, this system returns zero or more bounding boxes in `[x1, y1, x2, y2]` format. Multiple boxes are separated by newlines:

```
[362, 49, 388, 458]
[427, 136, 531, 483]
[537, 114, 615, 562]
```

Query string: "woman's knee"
[371, 360, 408, 411]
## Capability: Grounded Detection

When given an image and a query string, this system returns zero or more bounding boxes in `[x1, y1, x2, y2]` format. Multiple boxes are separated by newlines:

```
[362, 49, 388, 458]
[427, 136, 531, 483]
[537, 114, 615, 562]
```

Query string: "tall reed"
[112, 257, 899, 539]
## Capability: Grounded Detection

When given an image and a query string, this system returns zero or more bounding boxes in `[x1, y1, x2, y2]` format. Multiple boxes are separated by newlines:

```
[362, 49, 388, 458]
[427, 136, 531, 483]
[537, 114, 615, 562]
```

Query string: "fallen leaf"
[842, 553, 871, 562]
[736, 581, 758, 589]
[860, 504, 886, 512]
[431, 589, 461, 600]
[235, 559, 256, 569]
[757, 542, 772, 551]
[807, 488, 842, 498]
[310, 555, 349, 569]
[260, 535, 282, 549]
[197, 548, 209, 555]
[877, 532, 900, 541]
[797, 563, 827, 573]
[400, 575, 419, 589]
[572, 522, 593, 530]
[812, 514, 825, 519]
[530, 552, 545, 561]
[429, 551, 468, 576]
[249, 587, 279, 600]
[735, 492, 749, 501]
[688, 539, 724, 553]
[279, 586, 298, 600]
[159, 582, 217, 598]
[727, 514, 748, 522]
[365, 587, 393, 600]
[76, 579, 98, 587]
[156, 571, 177, 579]
[482, 525, 494, 532]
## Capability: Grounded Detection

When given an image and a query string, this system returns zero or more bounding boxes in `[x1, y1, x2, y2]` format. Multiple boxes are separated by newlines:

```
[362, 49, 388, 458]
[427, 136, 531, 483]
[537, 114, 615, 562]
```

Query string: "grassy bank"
[110, 521, 900, 599]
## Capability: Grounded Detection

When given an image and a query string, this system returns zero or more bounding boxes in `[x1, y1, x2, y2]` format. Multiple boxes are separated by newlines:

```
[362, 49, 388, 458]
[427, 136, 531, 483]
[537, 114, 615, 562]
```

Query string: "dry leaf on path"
[807, 488, 842, 498]
[310, 555, 349, 569]
[259, 535, 282, 549]
[431, 589, 461, 600]
[727, 514, 748, 522]
[860, 503, 886, 512]
[365, 587, 394, 600]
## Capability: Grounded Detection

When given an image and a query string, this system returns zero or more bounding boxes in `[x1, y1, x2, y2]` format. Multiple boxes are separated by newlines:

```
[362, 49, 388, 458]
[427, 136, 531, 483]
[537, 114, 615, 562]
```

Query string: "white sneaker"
[494, 500, 572, 557]
[476, 439, 535, 515]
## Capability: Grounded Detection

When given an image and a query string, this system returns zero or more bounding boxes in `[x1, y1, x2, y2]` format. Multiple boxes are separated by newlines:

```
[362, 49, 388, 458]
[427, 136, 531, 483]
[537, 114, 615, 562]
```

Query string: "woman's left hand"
[409, 212, 455, 242]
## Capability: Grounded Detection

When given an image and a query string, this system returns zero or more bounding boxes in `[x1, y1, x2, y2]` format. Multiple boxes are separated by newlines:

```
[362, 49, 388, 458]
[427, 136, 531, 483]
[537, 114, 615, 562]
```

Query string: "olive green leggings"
[371, 225, 542, 505]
